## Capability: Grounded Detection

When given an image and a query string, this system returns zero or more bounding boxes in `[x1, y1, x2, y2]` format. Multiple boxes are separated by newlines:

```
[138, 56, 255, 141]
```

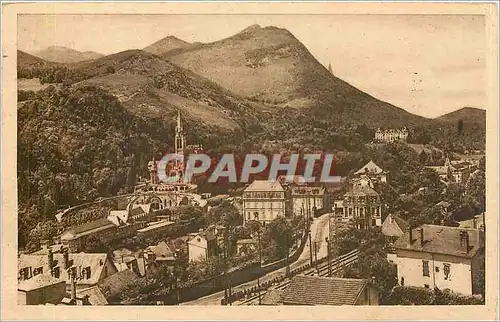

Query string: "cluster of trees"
[334, 223, 398, 304]
[17, 85, 177, 249]
[384, 286, 484, 305]
[17, 64, 91, 85]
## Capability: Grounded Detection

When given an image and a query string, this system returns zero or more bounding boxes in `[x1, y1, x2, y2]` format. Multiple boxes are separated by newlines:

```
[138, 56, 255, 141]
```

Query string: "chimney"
[70, 267, 77, 305]
[419, 228, 424, 246]
[473, 217, 477, 229]
[460, 230, 470, 253]
[408, 227, 413, 245]
[63, 247, 69, 270]
[48, 248, 54, 277]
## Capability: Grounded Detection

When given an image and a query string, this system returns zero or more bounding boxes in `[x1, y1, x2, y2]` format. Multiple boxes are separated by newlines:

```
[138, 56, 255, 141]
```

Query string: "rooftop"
[19, 253, 111, 286]
[244, 180, 284, 192]
[281, 275, 368, 305]
[394, 224, 484, 258]
[18, 273, 65, 292]
[77, 286, 108, 306]
[136, 220, 174, 233]
[60, 218, 115, 240]
[354, 160, 384, 175]
[98, 269, 139, 299]
[382, 214, 410, 237]
[344, 185, 379, 197]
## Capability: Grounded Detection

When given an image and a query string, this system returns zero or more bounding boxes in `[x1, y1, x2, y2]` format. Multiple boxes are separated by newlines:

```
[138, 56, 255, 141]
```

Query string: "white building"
[394, 224, 485, 296]
[374, 127, 408, 143]
[187, 231, 217, 262]
[243, 180, 286, 225]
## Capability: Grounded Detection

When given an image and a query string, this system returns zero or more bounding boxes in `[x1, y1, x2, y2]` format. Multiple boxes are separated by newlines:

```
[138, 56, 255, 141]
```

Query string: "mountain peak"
[143, 35, 191, 55]
[240, 24, 262, 33]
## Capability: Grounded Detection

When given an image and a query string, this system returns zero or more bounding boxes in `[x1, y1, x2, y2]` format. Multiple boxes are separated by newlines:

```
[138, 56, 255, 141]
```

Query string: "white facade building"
[374, 127, 408, 142]
[394, 225, 485, 296]
[243, 180, 286, 225]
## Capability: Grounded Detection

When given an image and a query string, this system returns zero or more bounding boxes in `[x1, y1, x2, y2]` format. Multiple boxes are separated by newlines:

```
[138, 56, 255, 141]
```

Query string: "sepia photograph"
[1, 1, 498, 321]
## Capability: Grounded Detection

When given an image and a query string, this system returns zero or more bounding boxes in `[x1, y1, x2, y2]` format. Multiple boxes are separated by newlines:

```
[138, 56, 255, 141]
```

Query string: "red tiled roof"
[281, 275, 367, 305]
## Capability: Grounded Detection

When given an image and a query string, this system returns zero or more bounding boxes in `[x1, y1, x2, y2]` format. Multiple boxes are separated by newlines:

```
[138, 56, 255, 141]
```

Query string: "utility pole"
[308, 230, 313, 267]
[325, 237, 331, 277]
[285, 231, 290, 277]
[257, 278, 262, 305]
[257, 230, 263, 266]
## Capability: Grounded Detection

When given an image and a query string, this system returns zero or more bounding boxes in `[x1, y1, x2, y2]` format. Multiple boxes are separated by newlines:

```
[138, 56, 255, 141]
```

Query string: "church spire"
[176, 109, 182, 133]
[175, 109, 185, 156]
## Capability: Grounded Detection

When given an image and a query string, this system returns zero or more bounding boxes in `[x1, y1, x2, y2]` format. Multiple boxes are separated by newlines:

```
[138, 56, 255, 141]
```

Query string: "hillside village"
[16, 23, 486, 307]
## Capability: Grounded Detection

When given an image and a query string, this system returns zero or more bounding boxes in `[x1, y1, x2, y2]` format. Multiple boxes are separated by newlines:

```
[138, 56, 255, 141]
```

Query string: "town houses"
[426, 157, 477, 184]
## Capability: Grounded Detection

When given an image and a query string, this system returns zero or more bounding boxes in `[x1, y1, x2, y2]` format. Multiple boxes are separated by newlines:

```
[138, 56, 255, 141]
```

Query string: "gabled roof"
[344, 185, 379, 197]
[382, 214, 409, 237]
[145, 241, 175, 260]
[394, 224, 484, 258]
[18, 253, 113, 286]
[281, 275, 368, 305]
[354, 160, 384, 175]
[188, 231, 216, 243]
[244, 180, 284, 192]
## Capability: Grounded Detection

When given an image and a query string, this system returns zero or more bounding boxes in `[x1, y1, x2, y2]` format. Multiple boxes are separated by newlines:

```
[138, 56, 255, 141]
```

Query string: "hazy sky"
[18, 14, 486, 118]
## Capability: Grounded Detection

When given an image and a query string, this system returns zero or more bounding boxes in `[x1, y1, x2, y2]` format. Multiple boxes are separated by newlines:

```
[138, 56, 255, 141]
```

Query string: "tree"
[205, 201, 242, 228]
[261, 217, 293, 261]
[465, 170, 485, 210]
[457, 119, 464, 135]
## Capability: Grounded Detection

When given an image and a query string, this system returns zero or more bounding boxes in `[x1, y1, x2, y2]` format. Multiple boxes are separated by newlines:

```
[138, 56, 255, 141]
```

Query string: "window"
[83, 266, 92, 279]
[372, 219, 376, 226]
[422, 260, 430, 277]
[33, 267, 43, 276]
[424, 284, 430, 289]
[435, 267, 440, 273]
[400, 277, 405, 286]
[443, 263, 451, 280]
[53, 266, 60, 278]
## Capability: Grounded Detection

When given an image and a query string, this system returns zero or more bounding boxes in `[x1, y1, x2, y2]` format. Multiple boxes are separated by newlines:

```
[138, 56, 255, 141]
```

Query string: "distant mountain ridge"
[33, 46, 104, 63]
[436, 107, 486, 126]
